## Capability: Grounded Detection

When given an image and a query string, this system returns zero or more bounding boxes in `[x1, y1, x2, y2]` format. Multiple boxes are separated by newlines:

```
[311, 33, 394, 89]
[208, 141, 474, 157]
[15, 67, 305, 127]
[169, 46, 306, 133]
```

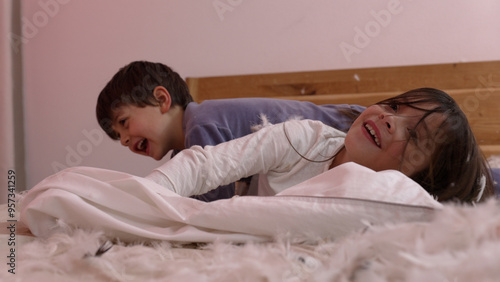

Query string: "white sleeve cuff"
[145, 170, 178, 194]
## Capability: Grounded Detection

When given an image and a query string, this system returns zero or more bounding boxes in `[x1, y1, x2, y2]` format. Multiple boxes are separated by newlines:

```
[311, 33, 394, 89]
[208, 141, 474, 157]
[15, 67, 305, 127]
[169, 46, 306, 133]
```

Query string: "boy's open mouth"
[136, 139, 149, 153]
[364, 123, 381, 148]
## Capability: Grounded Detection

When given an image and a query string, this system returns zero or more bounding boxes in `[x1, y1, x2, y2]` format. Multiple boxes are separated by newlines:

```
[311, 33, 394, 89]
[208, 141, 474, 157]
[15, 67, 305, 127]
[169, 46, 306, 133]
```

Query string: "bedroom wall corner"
[0, 0, 26, 204]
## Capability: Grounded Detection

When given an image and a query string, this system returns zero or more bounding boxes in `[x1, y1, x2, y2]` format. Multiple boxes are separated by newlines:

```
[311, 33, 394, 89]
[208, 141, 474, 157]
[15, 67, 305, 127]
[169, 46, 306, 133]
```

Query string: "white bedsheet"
[19, 162, 442, 243]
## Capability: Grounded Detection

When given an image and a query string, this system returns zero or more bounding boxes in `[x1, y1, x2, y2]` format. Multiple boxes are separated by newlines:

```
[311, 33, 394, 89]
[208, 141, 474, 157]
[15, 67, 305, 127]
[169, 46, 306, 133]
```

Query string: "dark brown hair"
[96, 61, 193, 140]
[376, 88, 495, 204]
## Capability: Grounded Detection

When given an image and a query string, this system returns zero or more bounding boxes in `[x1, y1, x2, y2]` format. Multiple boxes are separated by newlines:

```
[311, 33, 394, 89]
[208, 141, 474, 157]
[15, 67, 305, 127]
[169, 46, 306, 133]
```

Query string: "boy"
[96, 61, 365, 201]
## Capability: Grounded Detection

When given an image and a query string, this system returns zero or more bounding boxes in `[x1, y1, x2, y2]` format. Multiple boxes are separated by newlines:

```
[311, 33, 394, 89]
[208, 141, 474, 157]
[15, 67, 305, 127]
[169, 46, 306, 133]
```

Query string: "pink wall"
[22, 0, 500, 188]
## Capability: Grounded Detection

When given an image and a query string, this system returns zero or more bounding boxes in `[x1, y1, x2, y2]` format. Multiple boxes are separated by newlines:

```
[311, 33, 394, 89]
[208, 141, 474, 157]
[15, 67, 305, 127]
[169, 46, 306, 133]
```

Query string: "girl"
[146, 88, 495, 204]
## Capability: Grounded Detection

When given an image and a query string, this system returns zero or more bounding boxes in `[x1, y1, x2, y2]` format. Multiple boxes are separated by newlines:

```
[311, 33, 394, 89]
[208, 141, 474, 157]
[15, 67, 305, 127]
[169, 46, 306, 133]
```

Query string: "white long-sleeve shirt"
[147, 119, 346, 197]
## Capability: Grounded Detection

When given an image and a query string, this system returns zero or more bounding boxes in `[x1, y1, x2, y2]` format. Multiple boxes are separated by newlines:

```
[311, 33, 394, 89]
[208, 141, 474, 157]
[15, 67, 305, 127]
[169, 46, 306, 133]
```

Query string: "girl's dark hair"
[96, 61, 194, 140]
[376, 88, 495, 204]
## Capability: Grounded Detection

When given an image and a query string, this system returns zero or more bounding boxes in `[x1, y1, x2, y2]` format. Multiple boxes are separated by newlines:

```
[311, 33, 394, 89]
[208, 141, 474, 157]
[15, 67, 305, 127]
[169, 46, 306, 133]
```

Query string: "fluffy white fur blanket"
[2, 199, 500, 282]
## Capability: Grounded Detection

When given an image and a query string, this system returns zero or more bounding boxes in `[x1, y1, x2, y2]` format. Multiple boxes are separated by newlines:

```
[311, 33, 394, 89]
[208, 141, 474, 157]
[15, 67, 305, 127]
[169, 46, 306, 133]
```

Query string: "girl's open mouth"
[364, 122, 381, 148]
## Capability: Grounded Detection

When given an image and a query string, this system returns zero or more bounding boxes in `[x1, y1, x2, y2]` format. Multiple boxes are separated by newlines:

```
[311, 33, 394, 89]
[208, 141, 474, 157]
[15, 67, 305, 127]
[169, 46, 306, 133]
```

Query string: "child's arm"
[146, 119, 335, 197]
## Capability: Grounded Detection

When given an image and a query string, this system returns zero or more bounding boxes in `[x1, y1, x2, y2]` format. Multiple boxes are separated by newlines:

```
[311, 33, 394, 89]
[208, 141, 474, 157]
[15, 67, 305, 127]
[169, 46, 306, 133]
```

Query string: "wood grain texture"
[186, 61, 500, 156]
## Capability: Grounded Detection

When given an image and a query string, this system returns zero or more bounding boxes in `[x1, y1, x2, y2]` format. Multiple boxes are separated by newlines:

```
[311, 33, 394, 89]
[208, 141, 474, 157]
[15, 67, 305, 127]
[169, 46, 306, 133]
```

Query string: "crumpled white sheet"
[20, 162, 442, 243]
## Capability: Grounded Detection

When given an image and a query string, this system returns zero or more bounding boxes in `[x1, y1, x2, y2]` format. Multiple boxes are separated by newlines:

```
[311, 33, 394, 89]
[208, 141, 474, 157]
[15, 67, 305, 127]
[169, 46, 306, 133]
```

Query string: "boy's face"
[111, 104, 177, 160]
[343, 103, 445, 176]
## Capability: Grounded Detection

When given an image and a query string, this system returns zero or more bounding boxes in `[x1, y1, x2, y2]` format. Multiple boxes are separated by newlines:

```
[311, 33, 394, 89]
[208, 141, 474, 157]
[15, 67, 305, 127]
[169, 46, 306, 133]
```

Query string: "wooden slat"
[481, 145, 500, 158]
[187, 61, 500, 102]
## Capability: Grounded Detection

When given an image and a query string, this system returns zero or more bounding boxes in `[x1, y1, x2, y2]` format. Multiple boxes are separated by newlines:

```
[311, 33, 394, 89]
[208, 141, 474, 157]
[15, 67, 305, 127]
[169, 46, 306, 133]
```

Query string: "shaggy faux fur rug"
[2, 199, 500, 282]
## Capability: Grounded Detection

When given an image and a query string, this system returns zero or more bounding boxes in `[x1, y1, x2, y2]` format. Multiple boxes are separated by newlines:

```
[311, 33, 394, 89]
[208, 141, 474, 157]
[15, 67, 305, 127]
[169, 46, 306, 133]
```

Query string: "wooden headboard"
[186, 61, 500, 157]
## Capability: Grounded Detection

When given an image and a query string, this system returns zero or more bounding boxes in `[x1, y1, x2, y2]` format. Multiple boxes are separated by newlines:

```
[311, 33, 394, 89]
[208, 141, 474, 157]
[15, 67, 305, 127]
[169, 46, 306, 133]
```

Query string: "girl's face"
[343, 102, 446, 176]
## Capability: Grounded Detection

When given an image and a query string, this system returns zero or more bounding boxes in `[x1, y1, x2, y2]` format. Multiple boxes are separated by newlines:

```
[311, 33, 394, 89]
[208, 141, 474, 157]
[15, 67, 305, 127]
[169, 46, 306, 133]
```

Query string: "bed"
[2, 61, 500, 281]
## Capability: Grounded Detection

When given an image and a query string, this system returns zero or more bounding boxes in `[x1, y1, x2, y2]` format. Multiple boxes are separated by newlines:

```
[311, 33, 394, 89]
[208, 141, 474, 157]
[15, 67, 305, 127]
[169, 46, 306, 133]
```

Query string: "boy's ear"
[153, 86, 172, 114]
